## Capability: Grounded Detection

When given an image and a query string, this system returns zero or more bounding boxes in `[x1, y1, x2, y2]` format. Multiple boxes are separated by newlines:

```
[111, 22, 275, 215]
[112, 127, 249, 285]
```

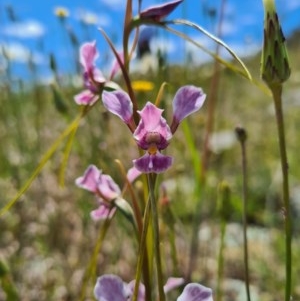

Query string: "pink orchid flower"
[74, 41, 106, 106]
[102, 85, 206, 173]
[75, 165, 141, 221]
[74, 41, 123, 106]
[94, 274, 213, 301]
[75, 165, 121, 221]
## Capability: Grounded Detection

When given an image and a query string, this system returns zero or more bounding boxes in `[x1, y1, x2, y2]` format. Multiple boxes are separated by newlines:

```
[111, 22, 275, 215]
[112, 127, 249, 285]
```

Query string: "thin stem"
[147, 174, 165, 301]
[132, 197, 152, 301]
[79, 215, 112, 301]
[216, 221, 226, 301]
[271, 84, 292, 301]
[236, 126, 251, 301]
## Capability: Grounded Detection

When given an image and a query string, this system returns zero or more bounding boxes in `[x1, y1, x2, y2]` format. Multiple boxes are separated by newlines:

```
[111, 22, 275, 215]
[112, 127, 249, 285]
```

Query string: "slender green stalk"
[132, 196, 152, 301]
[79, 215, 112, 301]
[236, 126, 251, 301]
[271, 84, 292, 301]
[147, 174, 165, 301]
[216, 221, 226, 301]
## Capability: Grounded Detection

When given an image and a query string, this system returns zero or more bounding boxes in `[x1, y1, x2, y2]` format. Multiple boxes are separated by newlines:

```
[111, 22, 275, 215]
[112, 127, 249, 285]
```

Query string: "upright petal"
[75, 165, 101, 193]
[133, 102, 172, 144]
[140, 0, 183, 21]
[80, 41, 98, 72]
[94, 275, 128, 301]
[171, 86, 206, 133]
[102, 90, 133, 124]
[133, 152, 173, 174]
[177, 283, 213, 301]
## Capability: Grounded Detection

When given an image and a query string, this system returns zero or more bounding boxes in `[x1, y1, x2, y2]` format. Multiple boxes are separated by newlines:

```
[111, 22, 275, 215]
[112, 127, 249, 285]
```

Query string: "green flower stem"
[79, 214, 112, 301]
[147, 174, 166, 301]
[216, 221, 226, 301]
[236, 127, 251, 301]
[132, 196, 152, 301]
[271, 84, 292, 301]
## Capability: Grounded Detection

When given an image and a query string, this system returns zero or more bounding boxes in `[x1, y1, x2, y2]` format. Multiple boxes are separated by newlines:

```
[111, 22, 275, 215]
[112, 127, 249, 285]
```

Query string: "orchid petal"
[140, 0, 183, 21]
[127, 167, 142, 183]
[133, 152, 173, 174]
[127, 280, 146, 301]
[177, 283, 213, 301]
[90, 204, 116, 221]
[75, 165, 101, 193]
[80, 41, 99, 72]
[74, 89, 99, 106]
[98, 174, 121, 200]
[164, 277, 185, 293]
[94, 275, 128, 301]
[102, 90, 133, 124]
[92, 68, 106, 84]
[171, 85, 206, 133]
[133, 102, 172, 147]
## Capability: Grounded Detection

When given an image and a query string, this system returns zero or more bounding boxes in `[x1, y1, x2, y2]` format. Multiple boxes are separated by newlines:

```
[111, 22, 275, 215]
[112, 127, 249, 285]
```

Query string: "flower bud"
[261, 0, 290, 87]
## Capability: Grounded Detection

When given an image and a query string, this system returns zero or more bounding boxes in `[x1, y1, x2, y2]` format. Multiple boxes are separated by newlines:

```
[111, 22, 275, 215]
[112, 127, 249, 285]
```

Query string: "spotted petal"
[177, 283, 213, 301]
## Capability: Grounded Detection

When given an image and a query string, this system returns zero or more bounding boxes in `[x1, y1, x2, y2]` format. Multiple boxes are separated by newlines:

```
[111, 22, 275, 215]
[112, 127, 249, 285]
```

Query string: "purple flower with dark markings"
[94, 274, 213, 301]
[140, 0, 183, 22]
[102, 85, 206, 174]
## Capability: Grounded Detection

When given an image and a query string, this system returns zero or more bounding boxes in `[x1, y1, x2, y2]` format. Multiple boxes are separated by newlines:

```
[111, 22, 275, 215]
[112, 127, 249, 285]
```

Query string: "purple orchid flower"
[75, 165, 141, 220]
[75, 165, 121, 221]
[74, 41, 124, 106]
[140, 0, 183, 22]
[74, 41, 106, 106]
[102, 85, 206, 173]
[94, 274, 213, 301]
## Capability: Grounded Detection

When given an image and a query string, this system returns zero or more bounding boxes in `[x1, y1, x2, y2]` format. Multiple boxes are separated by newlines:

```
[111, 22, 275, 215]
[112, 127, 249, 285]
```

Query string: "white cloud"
[2, 20, 45, 39]
[0, 42, 46, 64]
[74, 8, 111, 26]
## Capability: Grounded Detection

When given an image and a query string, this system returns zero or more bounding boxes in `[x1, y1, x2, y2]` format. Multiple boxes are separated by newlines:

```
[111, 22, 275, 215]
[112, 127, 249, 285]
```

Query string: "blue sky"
[1, 0, 300, 83]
